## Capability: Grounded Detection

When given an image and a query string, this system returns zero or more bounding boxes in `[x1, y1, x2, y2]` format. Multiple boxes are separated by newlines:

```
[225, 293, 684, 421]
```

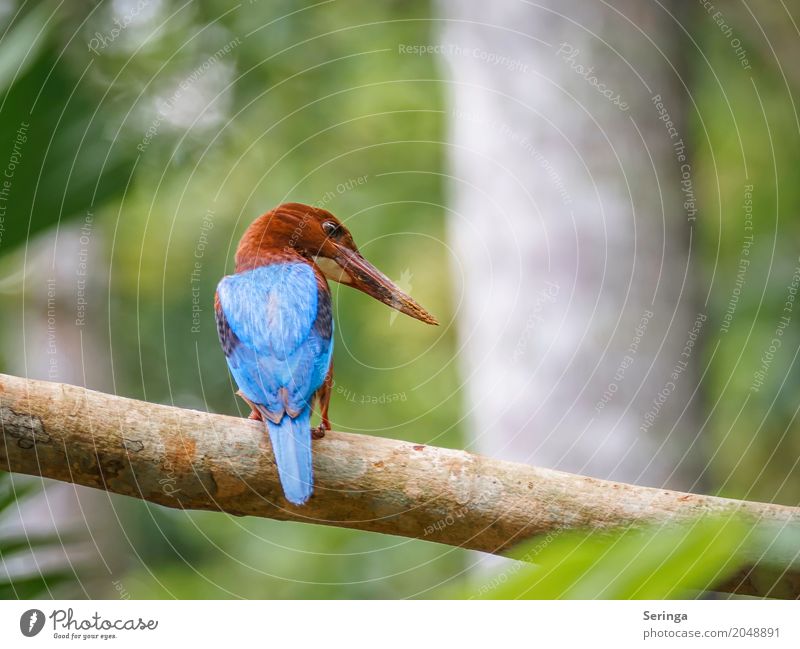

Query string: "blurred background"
[0, 0, 798, 598]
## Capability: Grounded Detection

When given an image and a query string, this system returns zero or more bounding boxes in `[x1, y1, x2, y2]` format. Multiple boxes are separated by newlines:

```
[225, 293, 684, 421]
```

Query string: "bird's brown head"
[236, 202, 438, 325]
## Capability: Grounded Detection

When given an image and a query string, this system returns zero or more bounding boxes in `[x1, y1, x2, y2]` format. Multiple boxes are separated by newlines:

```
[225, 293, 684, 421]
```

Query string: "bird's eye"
[322, 221, 341, 237]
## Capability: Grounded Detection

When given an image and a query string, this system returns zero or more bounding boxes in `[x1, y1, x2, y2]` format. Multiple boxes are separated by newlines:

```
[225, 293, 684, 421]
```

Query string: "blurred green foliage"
[464, 516, 799, 599]
[0, 4, 138, 253]
[693, 12, 800, 504]
[474, 517, 749, 599]
[1, 0, 465, 599]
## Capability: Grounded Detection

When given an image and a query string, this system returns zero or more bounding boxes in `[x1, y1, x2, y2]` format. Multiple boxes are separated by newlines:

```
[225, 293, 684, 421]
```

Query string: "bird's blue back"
[216, 262, 333, 504]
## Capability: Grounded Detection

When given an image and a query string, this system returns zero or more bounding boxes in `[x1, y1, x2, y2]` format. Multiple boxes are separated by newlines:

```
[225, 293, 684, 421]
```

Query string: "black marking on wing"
[314, 284, 333, 340]
[215, 303, 240, 357]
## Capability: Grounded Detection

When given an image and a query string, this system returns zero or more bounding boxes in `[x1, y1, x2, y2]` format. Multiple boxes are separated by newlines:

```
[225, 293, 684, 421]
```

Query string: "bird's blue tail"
[265, 409, 314, 505]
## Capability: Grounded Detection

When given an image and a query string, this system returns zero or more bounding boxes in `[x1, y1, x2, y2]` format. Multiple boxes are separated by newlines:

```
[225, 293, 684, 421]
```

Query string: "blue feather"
[216, 262, 333, 504]
[266, 409, 313, 505]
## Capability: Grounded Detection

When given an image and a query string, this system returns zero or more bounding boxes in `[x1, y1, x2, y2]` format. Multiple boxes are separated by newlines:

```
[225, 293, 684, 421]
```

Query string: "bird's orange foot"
[248, 408, 263, 421]
[311, 425, 327, 440]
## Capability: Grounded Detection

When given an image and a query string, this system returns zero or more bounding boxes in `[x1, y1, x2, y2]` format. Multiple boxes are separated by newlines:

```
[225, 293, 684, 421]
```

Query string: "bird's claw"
[311, 425, 327, 440]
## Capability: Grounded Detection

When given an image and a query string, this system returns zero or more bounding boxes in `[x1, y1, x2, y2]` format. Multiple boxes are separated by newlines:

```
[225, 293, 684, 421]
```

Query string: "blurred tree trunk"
[439, 1, 703, 488]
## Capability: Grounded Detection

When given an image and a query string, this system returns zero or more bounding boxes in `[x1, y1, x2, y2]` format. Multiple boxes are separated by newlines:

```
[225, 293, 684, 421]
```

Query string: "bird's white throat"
[313, 256, 353, 284]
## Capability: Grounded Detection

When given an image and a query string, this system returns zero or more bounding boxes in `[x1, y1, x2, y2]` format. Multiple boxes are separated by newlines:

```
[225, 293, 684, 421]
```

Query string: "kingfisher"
[215, 203, 438, 505]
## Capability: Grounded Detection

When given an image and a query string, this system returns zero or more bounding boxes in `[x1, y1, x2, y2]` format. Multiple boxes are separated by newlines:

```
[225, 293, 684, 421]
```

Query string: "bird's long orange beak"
[333, 247, 438, 325]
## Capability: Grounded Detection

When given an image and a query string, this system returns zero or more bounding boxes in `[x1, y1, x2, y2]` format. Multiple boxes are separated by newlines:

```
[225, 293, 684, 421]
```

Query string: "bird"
[215, 202, 438, 505]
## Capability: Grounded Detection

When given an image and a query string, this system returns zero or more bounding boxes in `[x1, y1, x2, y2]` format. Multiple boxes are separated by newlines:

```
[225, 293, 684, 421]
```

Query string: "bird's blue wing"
[215, 262, 333, 505]
[216, 263, 333, 418]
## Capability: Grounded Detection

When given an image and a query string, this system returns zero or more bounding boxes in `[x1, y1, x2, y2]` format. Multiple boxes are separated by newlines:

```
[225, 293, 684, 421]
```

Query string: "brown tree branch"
[1, 373, 798, 598]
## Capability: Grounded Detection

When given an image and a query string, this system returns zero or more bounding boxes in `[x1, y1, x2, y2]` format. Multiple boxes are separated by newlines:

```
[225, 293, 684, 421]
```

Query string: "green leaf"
[0, 7, 139, 257]
[749, 520, 800, 570]
[0, 534, 78, 558]
[0, 476, 38, 513]
[0, 4, 53, 91]
[477, 516, 753, 599]
[0, 572, 73, 599]
[0, 473, 81, 598]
